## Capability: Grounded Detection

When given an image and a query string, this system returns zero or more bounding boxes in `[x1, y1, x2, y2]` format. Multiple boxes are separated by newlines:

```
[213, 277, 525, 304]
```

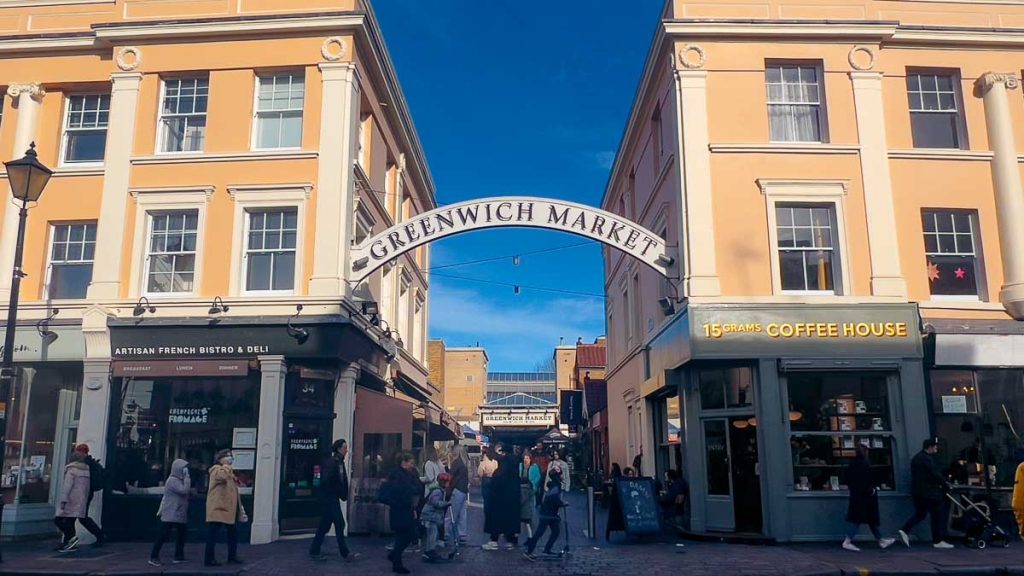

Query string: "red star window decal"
[955, 267, 967, 279]
[927, 262, 940, 282]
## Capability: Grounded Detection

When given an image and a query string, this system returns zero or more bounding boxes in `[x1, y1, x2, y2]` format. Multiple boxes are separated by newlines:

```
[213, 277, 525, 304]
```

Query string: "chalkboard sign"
[613, 477, 661, 535]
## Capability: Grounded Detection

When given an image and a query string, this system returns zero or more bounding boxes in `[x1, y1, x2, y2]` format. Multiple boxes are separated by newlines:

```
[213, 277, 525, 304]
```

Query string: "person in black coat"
[386, 452, 421, 574]
[842, 445, 895, 551]
[898, 438, 954, 549]
[309, 439, 360, 561]
[482, 443, 520, 550]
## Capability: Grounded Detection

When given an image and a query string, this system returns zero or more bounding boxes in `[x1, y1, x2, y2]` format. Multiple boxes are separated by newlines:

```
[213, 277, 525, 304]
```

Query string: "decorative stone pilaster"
[974, 72, 1024, 319]
[251, 356, 287, 544]
[333, 364, 359, 531]
[0, 83, 45, 299]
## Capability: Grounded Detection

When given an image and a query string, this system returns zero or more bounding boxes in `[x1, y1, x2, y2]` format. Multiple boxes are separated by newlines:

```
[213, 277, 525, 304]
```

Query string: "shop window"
[922, 210, 983, 299]
[145, 210, 199, 295]
[62, 94, 110, 164]
[931, 369, 1024, 489]
[159, 77, 209, 153]
[253, 72, 304, 150]
[787, 372, 895, 492]
[703, 420, 730, 496]
[109, 376, 260, 495]
[1, 366, 81, 505]
[776, 204, 838, 293]
[766, 62, 827, 143]
[698, 367, 754, 411]
[655, 392, 682, 479]
[46, 222, 96, 300]
[907, 71, 965, 149]
[244, 208, 297, 293]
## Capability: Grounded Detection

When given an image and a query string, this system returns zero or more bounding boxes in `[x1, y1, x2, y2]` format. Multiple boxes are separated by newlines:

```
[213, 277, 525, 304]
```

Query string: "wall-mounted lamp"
[360, 300, 381, 325]
[286, 304, 309, 344]
[208, 296, 230, 315]
[133, 296, 156, 317]
[36, 308, 59, 345]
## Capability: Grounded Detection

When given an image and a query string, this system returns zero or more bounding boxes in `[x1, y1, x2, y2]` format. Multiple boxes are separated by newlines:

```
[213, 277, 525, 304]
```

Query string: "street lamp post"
[0, 143, 53, 561]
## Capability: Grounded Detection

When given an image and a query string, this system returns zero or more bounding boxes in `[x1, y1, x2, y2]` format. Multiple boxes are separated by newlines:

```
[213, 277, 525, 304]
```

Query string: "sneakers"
[842, 538, 861, 552]
[481, 541, 499, 551]
[879, 537, 896, 549]
[343, 552, 361, 562]
[522, 551, 537, 562]
[58, 536, 80, 553]
[933, 541, 954, 549]
[503, 542, 516, 551]
[898, 530, 911, 548]
[172, 558, 187, 564]
[148, 559, 162, 567]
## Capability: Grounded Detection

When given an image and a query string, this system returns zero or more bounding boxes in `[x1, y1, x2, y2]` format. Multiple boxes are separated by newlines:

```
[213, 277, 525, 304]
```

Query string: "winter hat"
[214, 449, 232, 463]
[74, 443, 90, 454]
[437, 472, 451, 484]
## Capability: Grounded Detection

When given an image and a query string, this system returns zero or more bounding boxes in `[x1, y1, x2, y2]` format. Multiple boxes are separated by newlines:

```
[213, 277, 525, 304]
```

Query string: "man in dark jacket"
[310, 440, 359, 561]
[385, 452, 421, 574]
[898, 438, 954, 549]
[445, 447, 470, 548]
[522, 469, 565, 560]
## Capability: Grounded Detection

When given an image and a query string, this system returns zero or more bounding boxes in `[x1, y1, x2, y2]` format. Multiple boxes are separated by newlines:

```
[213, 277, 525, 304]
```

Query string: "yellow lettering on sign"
[704, 321, 908, 340]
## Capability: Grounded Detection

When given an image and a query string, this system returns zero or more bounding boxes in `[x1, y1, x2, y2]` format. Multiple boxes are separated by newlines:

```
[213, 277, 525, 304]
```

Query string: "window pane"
[699, 369, 726, 410]
[936, 74, 953, 91]
[65, 131, 107, 163]
[793, 208, 811, 226]
[804, 251, 834, 291]
[246, 253, 272, 291]
[789, 372, 891, 432]
[776, 207, 793, 226]
[924, 234, 938, 253]
[921, 74, 938, 91]
[280, 114, 302, 148]
[938, 234, 956, 253]
[704, 420, 730, 496]
[49, 263, 93, 299]
[258, 114, 282, 149]
[766, 66, 781, 83]
[780, 251, 808, 291]
[272, 252, 295, 291]
[172, 272, 194, 293]
[777, 226, 794, 247]
[928, 255, 979, 296]
[911, 112, 960, 149]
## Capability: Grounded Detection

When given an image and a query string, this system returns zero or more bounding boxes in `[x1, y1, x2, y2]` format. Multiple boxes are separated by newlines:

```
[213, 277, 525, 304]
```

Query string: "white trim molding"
[0, 35, 95, 53]
[128, 187, 213, 299]
[131, 150, 318, 165]
[710, 143, 859, 155]
[889, 149, 994, 161]
[93, 13, 363, 41]
[228, 185, 310, 298]
[0, 0, 111, 6]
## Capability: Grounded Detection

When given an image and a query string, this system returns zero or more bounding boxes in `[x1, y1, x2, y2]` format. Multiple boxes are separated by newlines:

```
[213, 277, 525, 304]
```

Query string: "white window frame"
[758, 179, 852, 297]
[907, 70, 967, 150]
[357, 114, 370, 169]
[157, 77, 210, 155]
[922, 209, 986, 302]
[353, 200, 376, 247]
[227, 184, 310, 297]
[128, 187, 212, 299]
[60, 94, 110, 167]
[413, 289, 425, 361]
[766, 62, 828, 144]
[397, 270, 411, 348]
[621, 275, 633, 348]
[43, 221, 97, 301]
[251, 71, 305, 151]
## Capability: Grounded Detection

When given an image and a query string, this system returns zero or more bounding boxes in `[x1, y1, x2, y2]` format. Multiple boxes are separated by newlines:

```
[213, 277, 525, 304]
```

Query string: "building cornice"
[0, 33, 95, 53]
[92, 12, 364, 41]
[663, 19, 899, 39]
[709, 143, 860, 155]
[131, 150, 319, 165]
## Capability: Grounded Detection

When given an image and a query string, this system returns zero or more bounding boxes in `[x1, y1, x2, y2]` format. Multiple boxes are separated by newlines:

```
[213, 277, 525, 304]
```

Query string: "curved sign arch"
[351, 196, 674, 282]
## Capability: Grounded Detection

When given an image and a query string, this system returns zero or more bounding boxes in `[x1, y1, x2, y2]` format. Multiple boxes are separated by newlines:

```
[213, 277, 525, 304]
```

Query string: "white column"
[87, 73, 144, 300]
[851, 71, 907, 297]
[251, 355, 286, 545]
[332, 364, 358, 529]
[310, 63, 361, 297]
[974, 73, 1024, 320]
[78, 358, 111, 543]
[674, 70, 720, 297]
[0, 84, 45, 299]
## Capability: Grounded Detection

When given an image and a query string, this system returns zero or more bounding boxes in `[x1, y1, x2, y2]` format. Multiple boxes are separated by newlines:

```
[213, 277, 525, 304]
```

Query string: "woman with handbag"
[205, 450, 247, 566]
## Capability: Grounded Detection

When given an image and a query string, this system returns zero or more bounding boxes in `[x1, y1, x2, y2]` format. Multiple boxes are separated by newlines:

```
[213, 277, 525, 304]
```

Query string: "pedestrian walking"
[204, 449, 247, 567]
[478, 448, 497, 504]
[150, 459, 191, 566]
[309, 439, 360, 561]
[522, 469, 566, 560]
[54, 449, 92, 553]
[446, 446, 470, 548]
[520, 453, 538, 538]
[546, 449, 570, 493]
[842, 445, 895, 551]
[897, 438, 954, 549]
[381, 452, 421, 574]
[1012, 453, 1024, 538]
[420, 472, 451, 562]
[482, 443, 520, 550]
[72, 444, 105, 545]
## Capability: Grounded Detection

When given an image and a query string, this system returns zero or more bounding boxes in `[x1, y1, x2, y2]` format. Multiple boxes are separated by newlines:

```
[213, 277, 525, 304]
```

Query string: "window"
[353, 203, 374, 246]
[47, 222, 96, 299]
[622, 285, 632, 346]
[698, 367, 754, 411]
[145, 211, 198, 295]
[631, 272, 642, 336]
[62, 95, 109, 164]
[254, 72, 304, 149]
[907, 72, 965, 149]
[787, 372, 896, 492]
[244, 208, 297, 293]
[922, 210, 982, 298]
[159, 78, 209, 153]
[652, 104, 664, 162]
[776, 204, 837, 293]
[766, 63, 826, 143]
[398, 273, 410, 347]
[358, 114, 369, 168]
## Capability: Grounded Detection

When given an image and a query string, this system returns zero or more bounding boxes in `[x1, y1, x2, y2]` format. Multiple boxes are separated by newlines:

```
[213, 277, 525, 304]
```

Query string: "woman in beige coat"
[54, 451, 91, 552]
[204, 449, 247, 567]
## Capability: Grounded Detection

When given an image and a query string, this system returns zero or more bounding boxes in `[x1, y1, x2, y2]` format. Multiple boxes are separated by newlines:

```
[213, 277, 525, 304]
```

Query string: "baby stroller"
[947, 492, 1011, 549]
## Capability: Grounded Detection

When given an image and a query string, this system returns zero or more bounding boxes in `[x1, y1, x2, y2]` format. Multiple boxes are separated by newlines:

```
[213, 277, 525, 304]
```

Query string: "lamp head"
[4, 143, 52, 203]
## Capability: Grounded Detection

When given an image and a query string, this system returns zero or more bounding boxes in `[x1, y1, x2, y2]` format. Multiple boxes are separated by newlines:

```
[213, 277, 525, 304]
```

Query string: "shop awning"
[926, 319, 1024, 367]
[414, 402, 460, 442]
[539, 428, 571, 444]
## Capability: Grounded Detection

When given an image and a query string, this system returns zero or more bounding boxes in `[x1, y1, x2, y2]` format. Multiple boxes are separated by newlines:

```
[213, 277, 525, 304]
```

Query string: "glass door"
[279, 417, 332, 533]
[702, 418, 734, 531]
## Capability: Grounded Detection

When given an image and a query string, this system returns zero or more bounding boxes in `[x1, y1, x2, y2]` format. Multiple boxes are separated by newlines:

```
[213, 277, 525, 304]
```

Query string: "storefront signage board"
[689, 305, 922, 358]
[113, 359, 249, 377]
[110, 323, 366, 360]
[480, 411, 557, 427]
[941, 395, 969, 414]
[0, 326, 85, 362]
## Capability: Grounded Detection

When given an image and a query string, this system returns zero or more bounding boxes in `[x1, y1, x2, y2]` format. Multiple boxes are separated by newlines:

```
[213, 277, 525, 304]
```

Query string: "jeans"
[309, 499, 349, 557]
[152, 522, 187, 560]
[204, 522, 238, 563]
[423, 522, 442, 554]
[54, 517, 77, 543]
[525, 517, 560, 554]
[389, 525, 415, 568]
[846, 522, 882, 540]
[900, 498, 947, 543]
[77, 516, 103, 541]
[447, 489, 468, 546]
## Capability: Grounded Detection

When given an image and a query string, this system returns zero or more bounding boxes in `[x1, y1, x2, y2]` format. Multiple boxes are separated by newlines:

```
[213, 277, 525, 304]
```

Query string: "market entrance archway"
[350, 196, 674, 282]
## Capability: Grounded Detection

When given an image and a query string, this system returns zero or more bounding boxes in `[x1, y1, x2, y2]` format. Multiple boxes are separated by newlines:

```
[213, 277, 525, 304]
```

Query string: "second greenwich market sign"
[350, 197, 671, 282]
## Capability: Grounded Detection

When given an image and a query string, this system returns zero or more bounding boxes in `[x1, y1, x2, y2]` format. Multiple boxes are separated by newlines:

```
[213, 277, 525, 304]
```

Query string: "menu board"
[614, 477, 661, 535]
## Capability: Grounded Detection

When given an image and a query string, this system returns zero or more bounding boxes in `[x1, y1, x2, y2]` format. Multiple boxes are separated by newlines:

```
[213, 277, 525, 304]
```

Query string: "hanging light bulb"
[732, 419, 749, 429]
[514, 285, 521, 295]
[747, 417, 758, 427]
[513, 255, 520, 266]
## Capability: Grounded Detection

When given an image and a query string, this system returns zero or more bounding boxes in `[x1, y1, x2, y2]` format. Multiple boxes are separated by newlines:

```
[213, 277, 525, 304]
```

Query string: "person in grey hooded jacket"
[150, 459, 191, 566]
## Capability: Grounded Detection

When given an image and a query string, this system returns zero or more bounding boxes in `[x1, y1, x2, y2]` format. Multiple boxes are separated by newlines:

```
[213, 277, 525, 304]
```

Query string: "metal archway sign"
[350, 197, 674, 282]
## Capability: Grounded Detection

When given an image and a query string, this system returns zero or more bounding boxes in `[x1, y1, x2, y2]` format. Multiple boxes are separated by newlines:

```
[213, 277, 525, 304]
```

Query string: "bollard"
[587, 485, 596, 540]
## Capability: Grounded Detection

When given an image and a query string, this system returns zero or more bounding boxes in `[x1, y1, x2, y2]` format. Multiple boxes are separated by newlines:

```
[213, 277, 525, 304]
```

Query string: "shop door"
[702, 419, 734, 531]
[280, 417, 333, 533]
[702, 417, 763, 533]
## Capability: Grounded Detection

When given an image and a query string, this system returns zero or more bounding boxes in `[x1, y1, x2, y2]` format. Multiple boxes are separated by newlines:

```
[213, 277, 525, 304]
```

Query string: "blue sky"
[373, 0, 664, 370]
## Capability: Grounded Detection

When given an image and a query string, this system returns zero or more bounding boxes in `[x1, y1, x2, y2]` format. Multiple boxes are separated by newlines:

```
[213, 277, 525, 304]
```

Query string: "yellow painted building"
[439, 346, 489, 425]
[604, 0, 1024, 541]
[0, 0, 441, 542]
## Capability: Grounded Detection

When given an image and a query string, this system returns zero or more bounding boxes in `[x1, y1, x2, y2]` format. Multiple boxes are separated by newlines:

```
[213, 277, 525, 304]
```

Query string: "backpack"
[86, 457, 106, 493]
[377, 478, 396, 506]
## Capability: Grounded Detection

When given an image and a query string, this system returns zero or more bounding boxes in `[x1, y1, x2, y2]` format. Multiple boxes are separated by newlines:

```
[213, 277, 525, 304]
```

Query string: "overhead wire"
[427, 240, 594, 271]
[428, 271, 607, 300]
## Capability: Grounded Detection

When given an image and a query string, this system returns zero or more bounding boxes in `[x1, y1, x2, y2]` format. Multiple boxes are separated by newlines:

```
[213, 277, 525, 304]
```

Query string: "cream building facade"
[605, 0, 1024, 541]
[0, 0, 439, 543]
[439, 346, 488, 425]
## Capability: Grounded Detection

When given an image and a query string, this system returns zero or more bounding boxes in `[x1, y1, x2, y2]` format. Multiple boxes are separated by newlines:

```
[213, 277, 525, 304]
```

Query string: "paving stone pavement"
[1, 491, 1023, 576]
